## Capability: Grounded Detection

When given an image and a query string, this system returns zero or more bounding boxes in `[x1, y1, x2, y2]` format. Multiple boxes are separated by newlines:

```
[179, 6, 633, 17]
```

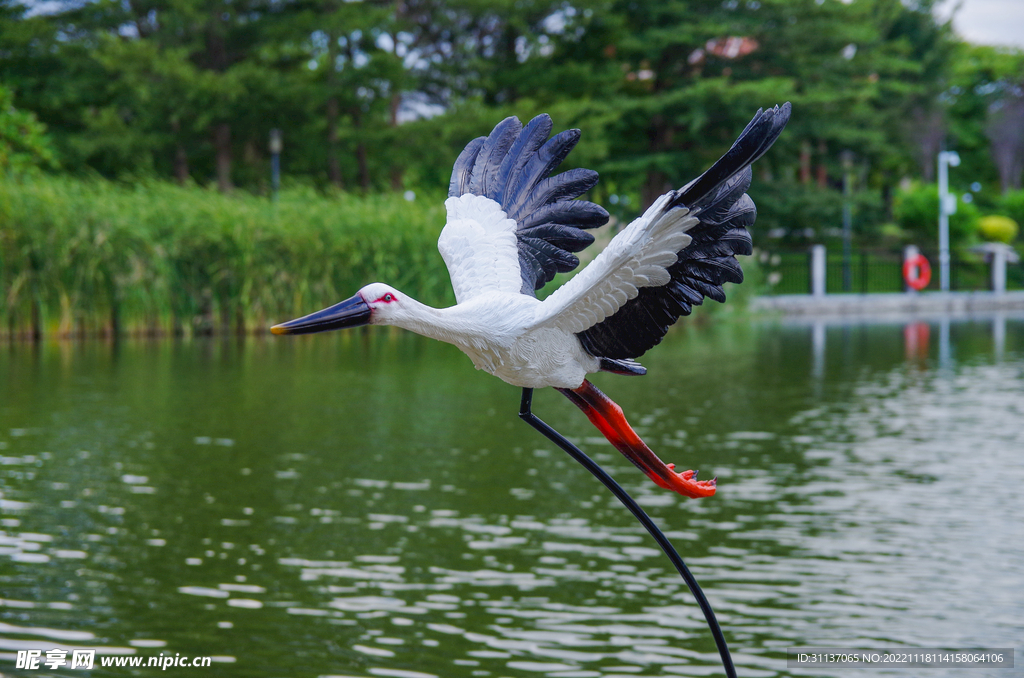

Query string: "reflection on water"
[1, 318, 1022, 677]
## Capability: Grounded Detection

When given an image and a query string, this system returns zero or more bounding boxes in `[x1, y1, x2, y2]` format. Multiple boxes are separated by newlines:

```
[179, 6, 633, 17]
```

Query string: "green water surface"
[1, 318, 1022, 677]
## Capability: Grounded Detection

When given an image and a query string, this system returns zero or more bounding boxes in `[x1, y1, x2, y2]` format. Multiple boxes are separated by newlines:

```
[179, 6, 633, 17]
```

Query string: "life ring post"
[903, 249, 932, 292]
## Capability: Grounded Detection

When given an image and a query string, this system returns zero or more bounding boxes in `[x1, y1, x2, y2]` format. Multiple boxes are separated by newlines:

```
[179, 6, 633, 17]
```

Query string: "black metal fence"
[761, 248, 1022, 295]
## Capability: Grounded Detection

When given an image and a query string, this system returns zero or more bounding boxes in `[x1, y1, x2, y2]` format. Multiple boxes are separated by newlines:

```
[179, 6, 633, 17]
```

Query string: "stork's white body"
[364, 193, 696, 389]
[380, 290, 597, 388]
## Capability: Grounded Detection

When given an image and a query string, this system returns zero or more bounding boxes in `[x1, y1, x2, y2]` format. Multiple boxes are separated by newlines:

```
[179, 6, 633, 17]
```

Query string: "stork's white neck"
[373, 291, 534, 355]
[375, 295, 465, 346]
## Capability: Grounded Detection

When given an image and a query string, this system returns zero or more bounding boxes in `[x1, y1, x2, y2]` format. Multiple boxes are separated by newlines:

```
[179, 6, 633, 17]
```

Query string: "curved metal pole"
[518, 388, 737, 678]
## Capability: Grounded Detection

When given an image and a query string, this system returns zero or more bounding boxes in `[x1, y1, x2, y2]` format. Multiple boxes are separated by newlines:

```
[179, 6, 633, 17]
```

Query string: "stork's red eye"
[383, 293, 394, 302]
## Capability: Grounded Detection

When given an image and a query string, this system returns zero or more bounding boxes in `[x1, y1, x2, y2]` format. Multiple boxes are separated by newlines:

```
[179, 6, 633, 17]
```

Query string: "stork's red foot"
[649, 465, 717, 498]
[557, 380, 717, 499]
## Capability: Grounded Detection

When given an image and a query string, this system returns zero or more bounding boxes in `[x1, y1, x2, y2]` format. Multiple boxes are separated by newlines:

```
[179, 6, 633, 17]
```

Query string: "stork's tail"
[556, 380, 716, 498]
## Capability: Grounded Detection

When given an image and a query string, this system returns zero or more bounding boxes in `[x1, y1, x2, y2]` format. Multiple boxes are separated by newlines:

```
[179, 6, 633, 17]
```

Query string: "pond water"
[1, 317, 1022, 678]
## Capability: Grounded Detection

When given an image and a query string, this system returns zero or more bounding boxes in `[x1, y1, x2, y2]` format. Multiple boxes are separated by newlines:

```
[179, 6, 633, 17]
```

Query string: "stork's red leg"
[556, 380, 716, 498]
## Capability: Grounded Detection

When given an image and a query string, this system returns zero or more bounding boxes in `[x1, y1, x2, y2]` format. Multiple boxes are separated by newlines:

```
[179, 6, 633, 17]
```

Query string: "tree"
[0, 0, 988, 212]
[986, 86, 1024, 193]
[946, 44, 1024, 196]
[0, 84, 58, 172]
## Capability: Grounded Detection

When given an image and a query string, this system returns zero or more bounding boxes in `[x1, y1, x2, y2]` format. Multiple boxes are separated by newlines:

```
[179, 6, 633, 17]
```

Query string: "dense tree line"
[2, 0, 1023, 240]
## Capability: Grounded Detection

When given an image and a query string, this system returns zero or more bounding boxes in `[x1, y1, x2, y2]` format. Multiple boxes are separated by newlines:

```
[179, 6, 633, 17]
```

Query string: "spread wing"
[532, 103, 791, 359]
[439, 115, 609, 303]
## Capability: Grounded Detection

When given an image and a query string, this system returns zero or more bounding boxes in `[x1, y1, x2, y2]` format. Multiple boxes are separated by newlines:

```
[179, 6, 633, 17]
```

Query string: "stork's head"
[270, 283, 404, 335]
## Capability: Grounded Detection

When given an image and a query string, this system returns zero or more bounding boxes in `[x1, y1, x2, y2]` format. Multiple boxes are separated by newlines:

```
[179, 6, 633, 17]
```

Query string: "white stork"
[272, 104, 791, 499]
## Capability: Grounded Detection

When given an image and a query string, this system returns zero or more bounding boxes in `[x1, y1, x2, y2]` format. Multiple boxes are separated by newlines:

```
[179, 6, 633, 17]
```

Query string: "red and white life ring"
[903, 253, 931, 291]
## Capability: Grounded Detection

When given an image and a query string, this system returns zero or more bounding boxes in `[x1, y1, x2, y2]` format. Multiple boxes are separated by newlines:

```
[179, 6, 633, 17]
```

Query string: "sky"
[940, 0, 1024, 49]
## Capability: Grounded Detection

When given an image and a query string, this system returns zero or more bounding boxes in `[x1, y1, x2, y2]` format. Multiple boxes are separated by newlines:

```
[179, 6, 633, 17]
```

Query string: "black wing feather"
[516, 245, 547, 295]
[577, 103, 791, 360]
[448, 137, 486, 198]
[448, 114, 609, 296]
[495, 115, 553, 207]
[519, 224, 595, 252]
[469, 116, 521, 197]
[522, 201, 609, 230]
[521, 237, 580, 273]
[505, 129, 582, 221]
[516, 169, 600, 217]
[673, 104, 789, 210]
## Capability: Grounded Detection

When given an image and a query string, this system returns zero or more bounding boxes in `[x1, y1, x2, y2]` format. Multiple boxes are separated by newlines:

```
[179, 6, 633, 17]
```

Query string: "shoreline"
[751, 290, 1024, 319]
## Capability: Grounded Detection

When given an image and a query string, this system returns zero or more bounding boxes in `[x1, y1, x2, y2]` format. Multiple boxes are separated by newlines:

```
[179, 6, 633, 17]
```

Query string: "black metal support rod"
[517, 388, 737, 678]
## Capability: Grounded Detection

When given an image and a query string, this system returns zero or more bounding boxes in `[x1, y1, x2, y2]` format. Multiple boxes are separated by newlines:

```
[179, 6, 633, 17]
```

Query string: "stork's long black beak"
[271, 294, 371, 335]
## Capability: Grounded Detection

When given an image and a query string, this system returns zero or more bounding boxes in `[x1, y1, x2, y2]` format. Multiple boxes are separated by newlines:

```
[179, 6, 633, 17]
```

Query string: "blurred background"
[1, 2, 1023, 678]
[1, 0, 1023, 336]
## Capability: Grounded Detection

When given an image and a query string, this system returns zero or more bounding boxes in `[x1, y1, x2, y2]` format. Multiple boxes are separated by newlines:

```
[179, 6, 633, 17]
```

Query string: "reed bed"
[0, 176, 451, 339]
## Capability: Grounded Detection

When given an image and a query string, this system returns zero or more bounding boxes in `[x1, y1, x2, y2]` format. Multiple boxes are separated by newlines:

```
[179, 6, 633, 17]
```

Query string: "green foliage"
[946, 44, 1024, 193]
[0, 84, 57, 172]
[568, 0, 961, 203]
[0, 0, 1020, 297]
[977, 215, 1019, 243]
[752, 181, 884, 243]
[894, 183, 980, 245]
[998, 190, 1024, 232]
[0, 175, 450, 337]
[754, 182, 843, 238]
[0, 0, 993, 206]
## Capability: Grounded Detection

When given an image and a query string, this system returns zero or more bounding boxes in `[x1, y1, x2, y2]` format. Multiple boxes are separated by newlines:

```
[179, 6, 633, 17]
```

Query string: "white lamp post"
[841, 150, 854, 292]
[937, 150, 960, 292]
[270, 128, 283, 202]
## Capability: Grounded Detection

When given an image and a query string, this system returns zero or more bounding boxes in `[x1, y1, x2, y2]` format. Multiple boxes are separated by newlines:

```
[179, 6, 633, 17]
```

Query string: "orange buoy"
[903, 253, 931, 291]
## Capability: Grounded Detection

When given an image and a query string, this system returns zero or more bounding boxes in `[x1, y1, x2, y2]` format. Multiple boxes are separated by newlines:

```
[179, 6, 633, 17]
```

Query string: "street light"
[269, 128, 283, 202]
[840, 150, 855, 292]
[937, 150, 960, 292]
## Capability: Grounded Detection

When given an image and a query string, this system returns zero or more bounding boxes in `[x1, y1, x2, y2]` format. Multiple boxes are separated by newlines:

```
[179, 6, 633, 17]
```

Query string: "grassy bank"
[0, 176, 452, 338]
[0, 175, 763, 340]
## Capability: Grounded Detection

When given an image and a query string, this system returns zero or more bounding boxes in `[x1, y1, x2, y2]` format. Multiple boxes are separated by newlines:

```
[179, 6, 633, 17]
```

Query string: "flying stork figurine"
[273, 104, 790, 677]
[273, 104, 790, 498]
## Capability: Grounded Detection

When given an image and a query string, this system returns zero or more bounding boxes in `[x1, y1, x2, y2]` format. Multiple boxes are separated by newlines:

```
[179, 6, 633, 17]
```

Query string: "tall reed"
[0, 176, 451, 338]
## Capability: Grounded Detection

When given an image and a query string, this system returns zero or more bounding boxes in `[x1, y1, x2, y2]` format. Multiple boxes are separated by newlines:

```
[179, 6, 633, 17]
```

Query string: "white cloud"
[939, 0, 1024, 49]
